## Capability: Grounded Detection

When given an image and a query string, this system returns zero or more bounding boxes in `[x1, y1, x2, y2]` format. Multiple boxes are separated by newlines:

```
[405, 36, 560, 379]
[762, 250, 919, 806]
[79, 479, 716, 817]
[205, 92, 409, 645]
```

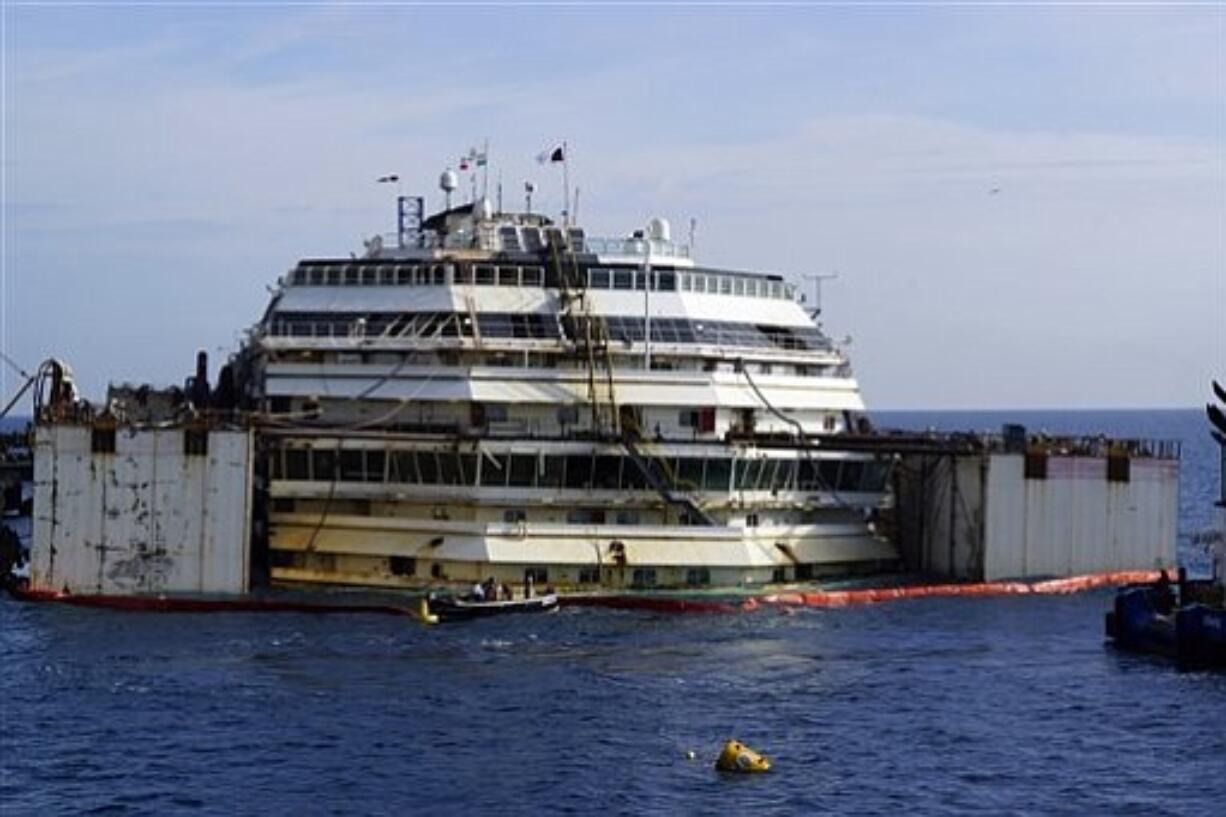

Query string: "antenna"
[572, 187, 581, 226]
[525, 181, 535, 214]
[803, 272, 839, 317]
[688, 217, 697, 255]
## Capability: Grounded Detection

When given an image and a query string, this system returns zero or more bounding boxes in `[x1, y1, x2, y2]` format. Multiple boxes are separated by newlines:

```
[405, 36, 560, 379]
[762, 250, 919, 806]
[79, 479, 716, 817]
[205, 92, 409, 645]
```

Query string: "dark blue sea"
[2, 410, 1224, 815]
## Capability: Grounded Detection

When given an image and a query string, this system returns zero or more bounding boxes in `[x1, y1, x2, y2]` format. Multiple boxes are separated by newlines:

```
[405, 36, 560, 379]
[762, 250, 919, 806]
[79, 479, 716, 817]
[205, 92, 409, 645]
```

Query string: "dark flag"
[537, 145, 565, 164]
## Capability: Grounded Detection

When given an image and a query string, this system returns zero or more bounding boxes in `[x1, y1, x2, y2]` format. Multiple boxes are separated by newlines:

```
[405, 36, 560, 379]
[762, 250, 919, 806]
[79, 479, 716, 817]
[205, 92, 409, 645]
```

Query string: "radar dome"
[647, 217, 671, 242]
[439, 170, 459, 193]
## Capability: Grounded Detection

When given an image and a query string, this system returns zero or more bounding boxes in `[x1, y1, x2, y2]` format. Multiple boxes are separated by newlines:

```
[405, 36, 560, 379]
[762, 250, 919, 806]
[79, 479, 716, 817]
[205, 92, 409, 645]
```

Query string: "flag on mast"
[536, 145, 565, 164]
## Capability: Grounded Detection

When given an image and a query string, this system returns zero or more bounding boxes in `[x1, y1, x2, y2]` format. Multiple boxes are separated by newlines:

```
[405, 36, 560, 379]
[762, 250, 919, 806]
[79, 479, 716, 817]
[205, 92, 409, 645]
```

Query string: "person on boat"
[525, 574, 535, 599]
[1154, 569, 1176, 615]
[470, 581, 486, 602]
[482, 577, 497, 601]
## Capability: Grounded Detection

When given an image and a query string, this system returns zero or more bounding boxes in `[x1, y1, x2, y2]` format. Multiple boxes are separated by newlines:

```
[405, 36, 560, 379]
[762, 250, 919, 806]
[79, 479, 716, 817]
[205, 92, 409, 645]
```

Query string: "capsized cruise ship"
[234, 169, 898, 591]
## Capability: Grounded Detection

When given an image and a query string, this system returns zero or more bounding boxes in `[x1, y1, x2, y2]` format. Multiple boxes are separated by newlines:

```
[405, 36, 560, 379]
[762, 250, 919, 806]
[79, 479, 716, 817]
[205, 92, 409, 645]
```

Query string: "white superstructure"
[237, 185, 897, 591]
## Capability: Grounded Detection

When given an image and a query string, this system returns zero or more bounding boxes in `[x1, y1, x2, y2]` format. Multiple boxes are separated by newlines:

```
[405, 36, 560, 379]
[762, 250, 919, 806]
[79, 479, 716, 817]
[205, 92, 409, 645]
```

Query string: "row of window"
[269, 448, 892, 494]
[286, 262, 797, 301]
[268, 310, 832, 352]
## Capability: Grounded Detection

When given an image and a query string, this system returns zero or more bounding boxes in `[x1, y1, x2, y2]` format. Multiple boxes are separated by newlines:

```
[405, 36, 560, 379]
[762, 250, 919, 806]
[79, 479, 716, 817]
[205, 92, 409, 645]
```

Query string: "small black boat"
[426, 592, 559, 623]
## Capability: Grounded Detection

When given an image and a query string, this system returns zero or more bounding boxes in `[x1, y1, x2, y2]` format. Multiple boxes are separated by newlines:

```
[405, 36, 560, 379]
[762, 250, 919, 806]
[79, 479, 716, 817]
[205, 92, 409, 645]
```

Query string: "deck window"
[475, 265, 496, 285]
[631, 568, 657, 589]
[539, 456, 565, 489]
[509, 454, 536, 488]
[415, 451, 439, 484]
[498, 266, 518, 286]
[589, 268, 610, 289]
[693, 276, 705, 293]
[361, 268, 378, 285]
[686, 567, 711, 586]
[613, 269, 633, 290]
[366, 451, 386, 482]
[737, 459, 761, 491]
[677, 457, 704, 491]
[340, 450, 366, 482]
[312, 449, 337, 482]
[388, 451, 417, 483]
[564, 454, 593, 489]
[521, 266, 543, 287]
[453, 266, 473, 285]
[592, 456, 621, 490]
[681, 274, 692, 292]
[283, 449, 309, 481]
[704, 458, 732, 491]
[657, 271, 676, 291]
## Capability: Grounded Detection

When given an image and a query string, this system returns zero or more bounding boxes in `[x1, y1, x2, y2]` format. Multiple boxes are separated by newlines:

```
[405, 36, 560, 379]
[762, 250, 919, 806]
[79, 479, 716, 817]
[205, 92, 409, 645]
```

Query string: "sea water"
[2, 410, 1223, 815]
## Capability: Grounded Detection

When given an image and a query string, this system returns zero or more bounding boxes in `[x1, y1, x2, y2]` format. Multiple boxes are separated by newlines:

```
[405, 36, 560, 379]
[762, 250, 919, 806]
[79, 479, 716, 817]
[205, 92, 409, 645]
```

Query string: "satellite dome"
[647, 217, 671, 242]
[439, 170, 459, 193]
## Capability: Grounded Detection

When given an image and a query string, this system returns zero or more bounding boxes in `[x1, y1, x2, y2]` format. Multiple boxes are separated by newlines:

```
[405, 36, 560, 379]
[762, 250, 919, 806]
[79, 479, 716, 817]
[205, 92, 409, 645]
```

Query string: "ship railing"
[895, 430, 1183, 461]
[583, 236, 692, 259]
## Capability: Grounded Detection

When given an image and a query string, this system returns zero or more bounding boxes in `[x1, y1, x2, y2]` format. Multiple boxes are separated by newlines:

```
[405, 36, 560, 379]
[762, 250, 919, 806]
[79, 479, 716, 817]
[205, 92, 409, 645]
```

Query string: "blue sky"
[3, 3, 1223, 408]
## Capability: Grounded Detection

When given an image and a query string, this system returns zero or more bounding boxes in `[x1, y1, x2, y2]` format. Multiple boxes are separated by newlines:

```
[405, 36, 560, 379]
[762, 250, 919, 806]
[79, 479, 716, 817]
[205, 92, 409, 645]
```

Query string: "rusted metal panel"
[29, 425, 252, 596]
[984, 454, 1176, 581]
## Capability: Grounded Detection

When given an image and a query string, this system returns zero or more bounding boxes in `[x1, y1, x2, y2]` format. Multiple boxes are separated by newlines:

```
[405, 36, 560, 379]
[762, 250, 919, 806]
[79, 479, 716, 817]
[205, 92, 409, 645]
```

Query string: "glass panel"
[285, 449, 310, 481]
[677, 457, 704, 490]
[704, 458, 732, 491]
[389, 451, 417, 483]
[621, 458, 648, 491]
[613, 270, 633, 290]
[509, 454, 536, 488]
[564, 454, 592, 489]
[839, 461, 865, 492]
[416, 451, 439, 484]
[521, 266, 543, 286]
[589, 268, 610, 288]
[312, 449, 337, 482]
[540, 456, 565, 489]
[862, 461, 891, 492]
[340, 450, 365, 482]
[498, 267, 518, 286]
[592, 456, 620, 490]
[475, 265, 495, 285]
[438, 452, 461, 485]
[693, 276, 705, 293]
[681, 273, 692, 292]
[484, 454, 509, 487]
[818, 460, 841, 490]
[458, 454, 477, 485]
[736, 459, 760, 491]
[773, 460, 796, 492]
[365, 451, 386, 483]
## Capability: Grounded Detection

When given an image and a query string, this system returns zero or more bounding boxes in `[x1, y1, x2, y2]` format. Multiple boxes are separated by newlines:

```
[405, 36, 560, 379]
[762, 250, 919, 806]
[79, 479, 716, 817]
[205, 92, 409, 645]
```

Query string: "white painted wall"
[983, 454, 1177, 580]
[30, 425, 253, 596]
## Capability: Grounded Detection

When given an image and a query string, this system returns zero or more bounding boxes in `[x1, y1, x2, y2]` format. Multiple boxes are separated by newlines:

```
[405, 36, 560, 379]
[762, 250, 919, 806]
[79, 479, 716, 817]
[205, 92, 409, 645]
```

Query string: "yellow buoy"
[715, 739, 771, 773]
[416, 597, 439, 625]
